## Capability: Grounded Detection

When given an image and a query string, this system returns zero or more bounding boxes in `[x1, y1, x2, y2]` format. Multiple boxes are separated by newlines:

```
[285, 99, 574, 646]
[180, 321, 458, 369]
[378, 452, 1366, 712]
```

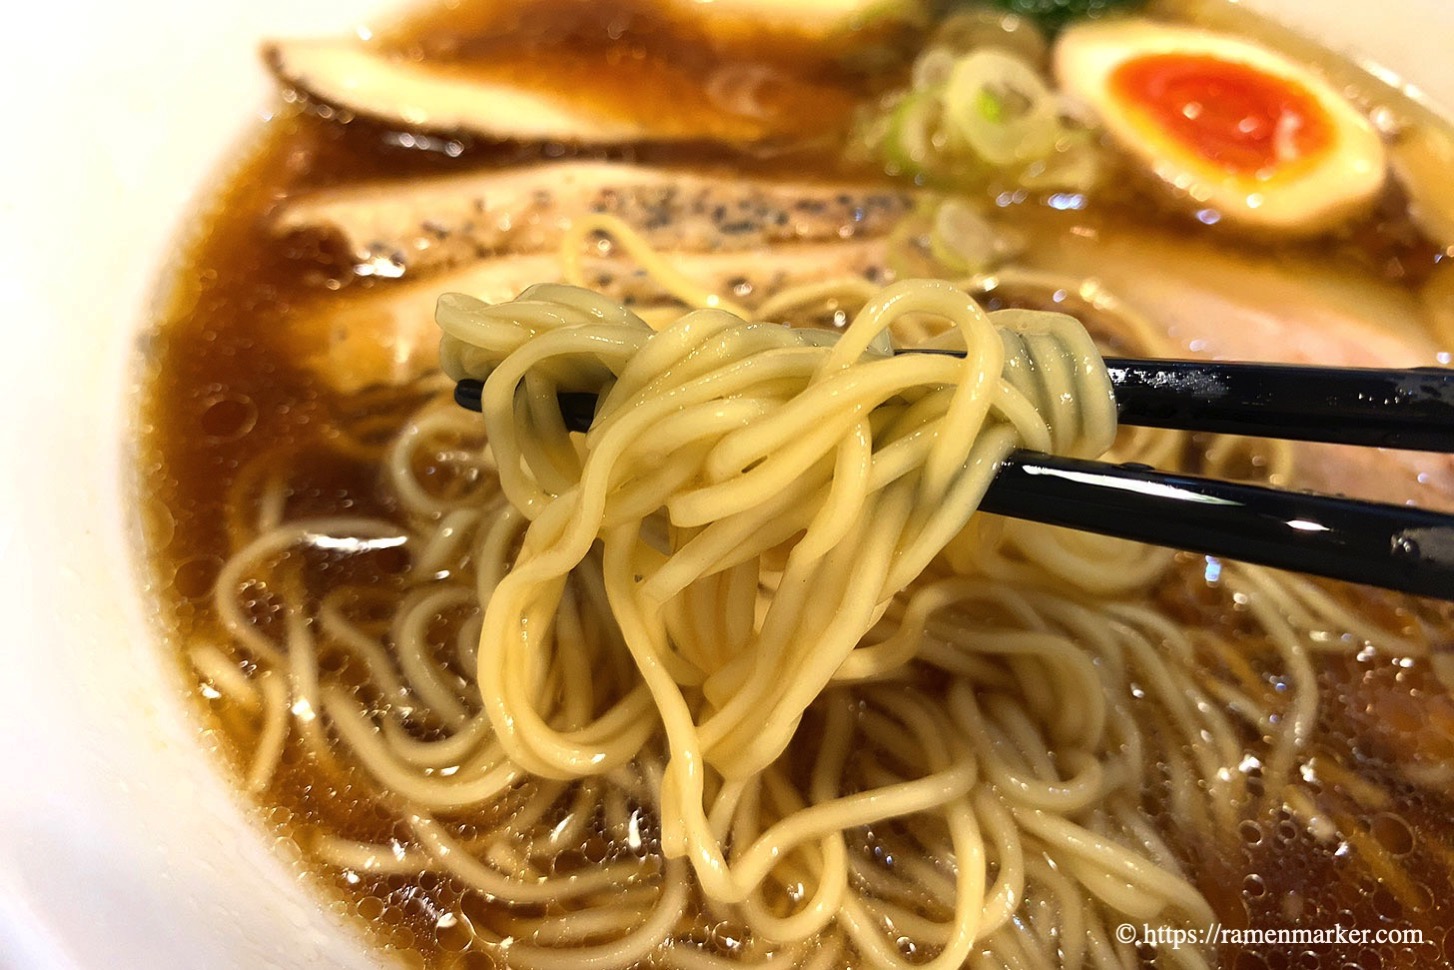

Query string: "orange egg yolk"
[1110, 53, 1334, 174]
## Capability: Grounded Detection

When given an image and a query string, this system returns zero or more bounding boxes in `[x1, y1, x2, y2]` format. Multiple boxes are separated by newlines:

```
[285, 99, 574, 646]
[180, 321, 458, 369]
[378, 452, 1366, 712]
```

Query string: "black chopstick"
[452, 374, 1454, 601]
[1102, 358, 1454, 453]
[984, 452, 1454, 601]
[455, 357, 1454, 454]
[903, 352, 1454, 452]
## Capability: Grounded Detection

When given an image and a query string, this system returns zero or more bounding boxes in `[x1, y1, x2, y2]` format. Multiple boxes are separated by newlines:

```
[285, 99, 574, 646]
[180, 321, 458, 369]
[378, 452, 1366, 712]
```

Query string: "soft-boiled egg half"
[1055, 20, 1387, 233]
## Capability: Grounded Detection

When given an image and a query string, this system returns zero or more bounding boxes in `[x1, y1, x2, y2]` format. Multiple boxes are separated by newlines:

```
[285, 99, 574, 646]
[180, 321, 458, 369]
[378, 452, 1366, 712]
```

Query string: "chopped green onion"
[943, 49, 1059, 167]
[983, 0, 1144, 33]
[882, 91, 942, 176]
[854, 41, 1101, 192]
[977, 88, 1004, 124]
[929, 199, 1004, 274]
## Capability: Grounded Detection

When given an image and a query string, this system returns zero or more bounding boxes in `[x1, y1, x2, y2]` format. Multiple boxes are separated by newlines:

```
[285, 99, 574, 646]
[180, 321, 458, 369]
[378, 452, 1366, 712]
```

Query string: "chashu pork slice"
[269, 39, 664, 144]
[291, 239, 890, 394]
[265, 38, 858, 147]
[273, 161, 913, 276]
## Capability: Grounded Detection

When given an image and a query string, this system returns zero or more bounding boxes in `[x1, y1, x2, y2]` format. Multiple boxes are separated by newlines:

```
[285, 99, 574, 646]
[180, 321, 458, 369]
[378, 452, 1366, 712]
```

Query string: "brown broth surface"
[137, 0, 1454, 966]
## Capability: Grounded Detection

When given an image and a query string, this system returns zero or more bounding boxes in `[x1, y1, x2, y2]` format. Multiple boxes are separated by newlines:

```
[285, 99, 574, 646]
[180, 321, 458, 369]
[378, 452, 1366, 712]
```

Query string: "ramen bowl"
[1, 1, 1451, 968]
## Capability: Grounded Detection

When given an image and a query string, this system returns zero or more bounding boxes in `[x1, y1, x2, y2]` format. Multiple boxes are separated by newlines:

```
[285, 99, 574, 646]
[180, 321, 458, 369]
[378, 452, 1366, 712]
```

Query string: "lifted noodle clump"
[433, 280, 1217, 966]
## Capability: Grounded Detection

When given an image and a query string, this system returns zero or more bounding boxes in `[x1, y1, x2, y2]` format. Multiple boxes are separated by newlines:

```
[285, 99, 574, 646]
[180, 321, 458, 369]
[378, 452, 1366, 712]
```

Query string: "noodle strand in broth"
[188, 204, 1435, 970]
[354, 276, 1181, 967]
[193, 241, 1430, 965]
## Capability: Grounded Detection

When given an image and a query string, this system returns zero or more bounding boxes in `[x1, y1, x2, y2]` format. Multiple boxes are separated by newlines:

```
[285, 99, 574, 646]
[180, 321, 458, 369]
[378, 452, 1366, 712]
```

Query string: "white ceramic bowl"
[2, 2, 1451, 968]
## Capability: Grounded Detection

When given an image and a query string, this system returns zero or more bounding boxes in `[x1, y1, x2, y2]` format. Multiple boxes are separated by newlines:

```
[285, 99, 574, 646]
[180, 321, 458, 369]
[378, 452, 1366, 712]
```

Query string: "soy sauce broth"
[136, 1, 1454, 966]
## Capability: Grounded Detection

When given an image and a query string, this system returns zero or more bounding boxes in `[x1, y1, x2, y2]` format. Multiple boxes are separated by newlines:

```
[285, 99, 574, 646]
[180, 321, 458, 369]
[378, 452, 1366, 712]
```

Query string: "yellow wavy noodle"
[187, 234, 1430, 968]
